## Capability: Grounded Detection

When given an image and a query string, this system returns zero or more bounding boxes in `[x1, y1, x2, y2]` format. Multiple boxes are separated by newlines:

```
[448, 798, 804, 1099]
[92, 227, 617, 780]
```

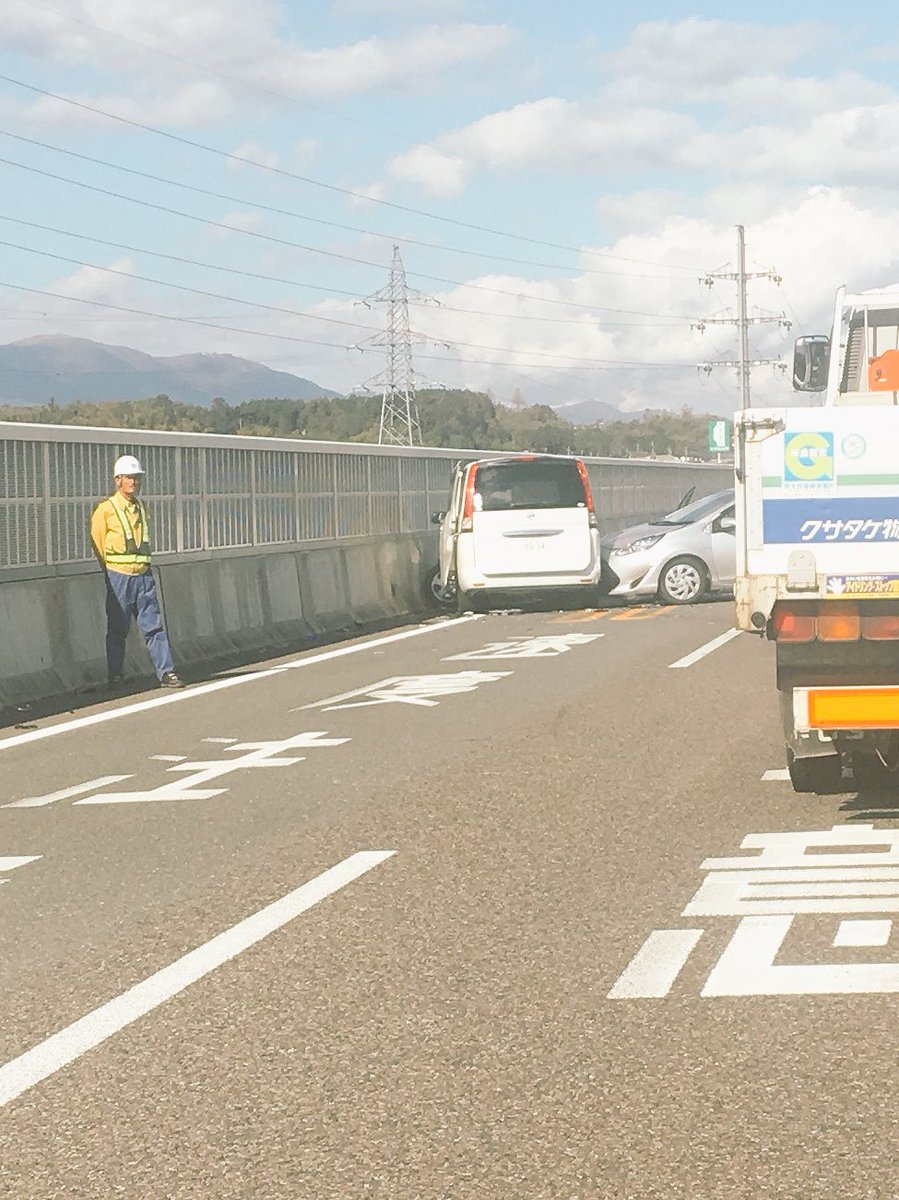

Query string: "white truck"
[735, 285, 899, 792]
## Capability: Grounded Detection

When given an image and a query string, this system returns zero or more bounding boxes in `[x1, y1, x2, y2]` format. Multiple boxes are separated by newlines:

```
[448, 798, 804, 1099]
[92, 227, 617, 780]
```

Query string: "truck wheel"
[852, 753, 899, 792]
[657, 556, 709, 605]
[787, 749, 843, 794]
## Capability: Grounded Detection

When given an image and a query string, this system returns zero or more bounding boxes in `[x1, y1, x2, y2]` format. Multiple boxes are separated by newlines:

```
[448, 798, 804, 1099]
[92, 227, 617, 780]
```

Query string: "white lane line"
[0, 855, 42, 872]
[668, 626, 741, 670]
[0, 850, 395, 1109]
[0, 618, 478, 754]
[762, 769, 791, 782]
[203, 738, 238, 744]
[3, 775, 134, 809]
[608, 929, 705, 999]
[149, 755, 187, 763]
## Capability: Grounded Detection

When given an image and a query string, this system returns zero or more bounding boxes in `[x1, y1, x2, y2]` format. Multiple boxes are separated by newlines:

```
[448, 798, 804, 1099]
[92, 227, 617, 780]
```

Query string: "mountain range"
[0, 336, 338, 407]
[0, 335, 641, 423]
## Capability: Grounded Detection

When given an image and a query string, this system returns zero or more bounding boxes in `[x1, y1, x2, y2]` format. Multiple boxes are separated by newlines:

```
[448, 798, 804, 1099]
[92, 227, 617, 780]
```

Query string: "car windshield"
[652, 490, 734, 526]
[473, 459, 586, 511]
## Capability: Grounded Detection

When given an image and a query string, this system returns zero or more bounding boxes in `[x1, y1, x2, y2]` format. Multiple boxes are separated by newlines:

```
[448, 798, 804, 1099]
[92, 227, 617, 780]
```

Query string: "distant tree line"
[0, 390, 722, 459]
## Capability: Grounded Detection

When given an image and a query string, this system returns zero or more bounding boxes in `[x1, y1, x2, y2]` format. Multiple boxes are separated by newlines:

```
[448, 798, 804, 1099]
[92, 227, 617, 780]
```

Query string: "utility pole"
[695, 225, 790, 406]
[355, 246, 437, 447]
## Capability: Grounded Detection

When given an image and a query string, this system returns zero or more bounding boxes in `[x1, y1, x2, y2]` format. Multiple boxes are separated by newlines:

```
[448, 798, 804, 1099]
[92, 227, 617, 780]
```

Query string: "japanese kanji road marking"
[0, 850, 395, 1109]
[0, 619, 477, 753]
[443, 633, 601, 660]
[669, 627, 741, 669]
[610, 824, 899, 999]
[303, 671, 511, 712]
[73, 732, 349, 805]
[3, 776, 133, 809]
[762, 769, 791, 781]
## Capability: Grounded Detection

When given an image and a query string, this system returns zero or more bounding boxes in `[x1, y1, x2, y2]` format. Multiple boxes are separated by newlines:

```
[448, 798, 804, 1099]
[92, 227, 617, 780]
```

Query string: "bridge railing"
[0, 422, 731, 576]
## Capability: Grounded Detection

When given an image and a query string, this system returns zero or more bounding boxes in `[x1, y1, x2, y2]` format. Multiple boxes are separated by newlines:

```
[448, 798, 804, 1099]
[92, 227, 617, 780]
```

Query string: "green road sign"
[708, 418, 732, 453]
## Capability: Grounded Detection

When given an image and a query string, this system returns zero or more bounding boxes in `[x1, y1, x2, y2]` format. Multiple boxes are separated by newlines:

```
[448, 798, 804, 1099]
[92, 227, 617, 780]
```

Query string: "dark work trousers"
[104, 568, 175, 681]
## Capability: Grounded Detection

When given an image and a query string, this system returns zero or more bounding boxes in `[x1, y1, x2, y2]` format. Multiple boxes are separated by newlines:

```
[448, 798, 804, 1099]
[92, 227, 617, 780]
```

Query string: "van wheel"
[427, 568, 455, 611]
[787, 749, 843, 793]
[657, 556, 709, 604]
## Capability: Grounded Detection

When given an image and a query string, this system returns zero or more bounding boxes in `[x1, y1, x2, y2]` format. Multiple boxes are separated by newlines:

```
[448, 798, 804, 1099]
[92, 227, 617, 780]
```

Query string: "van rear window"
[474, 460, 586, 511]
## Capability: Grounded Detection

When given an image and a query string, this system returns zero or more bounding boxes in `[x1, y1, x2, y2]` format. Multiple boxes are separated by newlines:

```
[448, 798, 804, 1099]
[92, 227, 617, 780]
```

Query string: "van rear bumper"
[459, 582, 601, 610]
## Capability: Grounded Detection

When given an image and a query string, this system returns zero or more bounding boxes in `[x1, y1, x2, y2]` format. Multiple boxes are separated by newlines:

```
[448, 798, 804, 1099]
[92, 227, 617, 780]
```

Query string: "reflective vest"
[105, 496, 152, 567]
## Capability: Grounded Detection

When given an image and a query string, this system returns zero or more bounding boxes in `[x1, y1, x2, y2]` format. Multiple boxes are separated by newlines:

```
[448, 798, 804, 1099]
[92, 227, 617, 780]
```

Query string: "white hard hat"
[113, 454, 145, 476]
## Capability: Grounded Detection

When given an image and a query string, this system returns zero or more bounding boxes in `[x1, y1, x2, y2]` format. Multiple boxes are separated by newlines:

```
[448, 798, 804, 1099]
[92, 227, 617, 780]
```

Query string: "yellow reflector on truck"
[807, 688, 899, 730]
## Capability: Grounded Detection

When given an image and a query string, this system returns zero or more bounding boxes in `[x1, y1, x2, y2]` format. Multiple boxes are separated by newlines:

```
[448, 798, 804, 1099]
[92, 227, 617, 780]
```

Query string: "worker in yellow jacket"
[90, 455, 183, 688]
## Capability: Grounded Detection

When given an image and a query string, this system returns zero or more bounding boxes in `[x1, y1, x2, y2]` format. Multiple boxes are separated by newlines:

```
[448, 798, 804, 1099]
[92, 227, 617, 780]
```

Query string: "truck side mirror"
[430, 511, 447, 526]
[793, 335, 830, 392]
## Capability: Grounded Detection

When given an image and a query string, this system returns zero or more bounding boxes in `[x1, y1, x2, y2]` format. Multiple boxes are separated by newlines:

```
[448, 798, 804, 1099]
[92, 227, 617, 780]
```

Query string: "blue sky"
[2, 0, 899, 416]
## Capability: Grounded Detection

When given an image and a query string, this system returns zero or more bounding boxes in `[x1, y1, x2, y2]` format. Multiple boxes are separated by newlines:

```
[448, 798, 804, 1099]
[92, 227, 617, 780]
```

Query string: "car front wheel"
[657, 556, 709, 604]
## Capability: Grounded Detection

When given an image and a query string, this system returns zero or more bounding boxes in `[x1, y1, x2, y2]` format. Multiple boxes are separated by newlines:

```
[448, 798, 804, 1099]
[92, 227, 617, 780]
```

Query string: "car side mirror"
[430, 511, 447, 526]
[793, 335, 830, 392]
[716, 515, 736, 534]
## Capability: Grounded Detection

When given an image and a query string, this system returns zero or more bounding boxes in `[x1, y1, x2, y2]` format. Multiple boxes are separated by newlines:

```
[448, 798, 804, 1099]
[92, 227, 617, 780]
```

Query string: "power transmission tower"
[694, 225, 790, 407]
[355, 245, 437, 446]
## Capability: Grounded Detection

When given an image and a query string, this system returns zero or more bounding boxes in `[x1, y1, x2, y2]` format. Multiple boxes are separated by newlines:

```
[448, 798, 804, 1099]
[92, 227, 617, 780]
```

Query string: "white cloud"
[0, 1, 513, 125]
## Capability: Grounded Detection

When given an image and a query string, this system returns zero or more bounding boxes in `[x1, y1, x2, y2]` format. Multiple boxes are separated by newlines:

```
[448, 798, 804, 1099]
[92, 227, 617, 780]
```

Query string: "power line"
[0, 130, 692, 282]
[0, 281, 693, 373]
[0, 214, 693, 328]
[0, 73, 705, 272]
[0, 155, 699, 318]
[0, 237, 694, 368]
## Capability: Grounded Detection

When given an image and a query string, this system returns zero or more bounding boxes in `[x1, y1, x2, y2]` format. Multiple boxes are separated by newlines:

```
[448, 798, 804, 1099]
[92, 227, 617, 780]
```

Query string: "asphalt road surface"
[2, 600, 898, 1199]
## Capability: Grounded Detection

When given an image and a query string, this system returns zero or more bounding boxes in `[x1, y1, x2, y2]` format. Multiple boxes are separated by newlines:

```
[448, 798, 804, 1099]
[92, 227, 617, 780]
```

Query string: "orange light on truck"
[807, 688, 899, 730]
[861, 614, 899, 640]
[817, 607, 861, 641]
[771, 608, 816, 642]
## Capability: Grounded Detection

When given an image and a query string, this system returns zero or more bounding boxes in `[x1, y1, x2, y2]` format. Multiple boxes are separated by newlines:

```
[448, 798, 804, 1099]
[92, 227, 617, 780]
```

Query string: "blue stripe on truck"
[763, 498, 899, 544]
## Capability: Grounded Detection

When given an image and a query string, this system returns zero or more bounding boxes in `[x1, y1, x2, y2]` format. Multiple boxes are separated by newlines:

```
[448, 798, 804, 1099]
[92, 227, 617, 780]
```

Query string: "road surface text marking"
[0, 851, 395, 1108]
[0, 855, 42, 889]
[0, 620, 476, 754]
[607, 930, 704, 999]
[610, 825, 899, 998]
[669, 627, 741, 669]
[762, 769, 791, 781]
[303, 671, 511, 712]
[73, 732, 348, 805]
[3, 776, 133, 809]
[443, 634, 601, 660]
[149, 755, 187, 763]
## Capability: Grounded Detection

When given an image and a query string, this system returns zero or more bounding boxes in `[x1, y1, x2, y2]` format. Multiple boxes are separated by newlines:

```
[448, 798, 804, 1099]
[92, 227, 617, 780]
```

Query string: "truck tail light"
[861, 614, 899, 640]
[817, 607, 861, 642]
[460, 464, 478, 533]
[771, 607, 816, 642]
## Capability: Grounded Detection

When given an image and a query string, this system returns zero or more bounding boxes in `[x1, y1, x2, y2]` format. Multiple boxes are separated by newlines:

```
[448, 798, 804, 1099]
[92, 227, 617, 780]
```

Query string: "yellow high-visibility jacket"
[90, 495, 151, 576]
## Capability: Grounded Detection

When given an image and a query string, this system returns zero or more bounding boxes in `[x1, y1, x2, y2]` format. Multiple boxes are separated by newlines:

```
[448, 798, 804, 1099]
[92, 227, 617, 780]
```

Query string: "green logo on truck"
[784, 431, 834, 482]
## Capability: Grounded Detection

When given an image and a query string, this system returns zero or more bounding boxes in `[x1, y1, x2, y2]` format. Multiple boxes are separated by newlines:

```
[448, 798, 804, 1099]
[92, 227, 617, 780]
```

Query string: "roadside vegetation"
[0, 390, 720, 459]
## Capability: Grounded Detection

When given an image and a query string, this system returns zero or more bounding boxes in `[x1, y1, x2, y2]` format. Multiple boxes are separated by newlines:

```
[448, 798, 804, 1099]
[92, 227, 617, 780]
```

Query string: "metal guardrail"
[0, 422, 731, 575]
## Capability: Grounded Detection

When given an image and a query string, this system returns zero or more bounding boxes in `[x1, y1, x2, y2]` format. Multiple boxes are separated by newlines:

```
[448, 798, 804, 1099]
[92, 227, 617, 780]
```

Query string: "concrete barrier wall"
[0, 456, 733, 712]
[0, 532, 435, 710]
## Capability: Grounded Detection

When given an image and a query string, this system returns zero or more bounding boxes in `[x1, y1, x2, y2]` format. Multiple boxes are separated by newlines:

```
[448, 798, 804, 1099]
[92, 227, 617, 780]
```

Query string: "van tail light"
[771, 607, 816, 642]
[817, 607, 861, 642]
[460, 464, 478, 533]
[862, 614, 899, 640]
[575, 460, 599, 529]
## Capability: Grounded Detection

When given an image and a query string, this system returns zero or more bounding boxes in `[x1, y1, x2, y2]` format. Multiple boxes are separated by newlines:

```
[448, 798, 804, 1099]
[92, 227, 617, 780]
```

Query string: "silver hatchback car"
[603, 488, 736, 604]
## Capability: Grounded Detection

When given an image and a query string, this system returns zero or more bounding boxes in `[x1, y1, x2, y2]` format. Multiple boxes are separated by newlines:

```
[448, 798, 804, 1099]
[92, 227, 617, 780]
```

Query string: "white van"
[432, 454, 602, 611]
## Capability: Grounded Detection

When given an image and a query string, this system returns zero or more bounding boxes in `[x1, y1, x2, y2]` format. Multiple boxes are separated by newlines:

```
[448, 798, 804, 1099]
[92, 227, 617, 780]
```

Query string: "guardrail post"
[41, 442, 53, 566]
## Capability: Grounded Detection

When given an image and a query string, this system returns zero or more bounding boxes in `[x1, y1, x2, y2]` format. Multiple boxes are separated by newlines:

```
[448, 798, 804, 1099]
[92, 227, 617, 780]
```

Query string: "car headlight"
[612, 533, 665, 556]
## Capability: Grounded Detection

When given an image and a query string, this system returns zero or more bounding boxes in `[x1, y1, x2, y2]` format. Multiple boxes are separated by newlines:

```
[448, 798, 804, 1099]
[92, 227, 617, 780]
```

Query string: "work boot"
[159, 672, 185, 689]
[108, 673, 124, 688]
